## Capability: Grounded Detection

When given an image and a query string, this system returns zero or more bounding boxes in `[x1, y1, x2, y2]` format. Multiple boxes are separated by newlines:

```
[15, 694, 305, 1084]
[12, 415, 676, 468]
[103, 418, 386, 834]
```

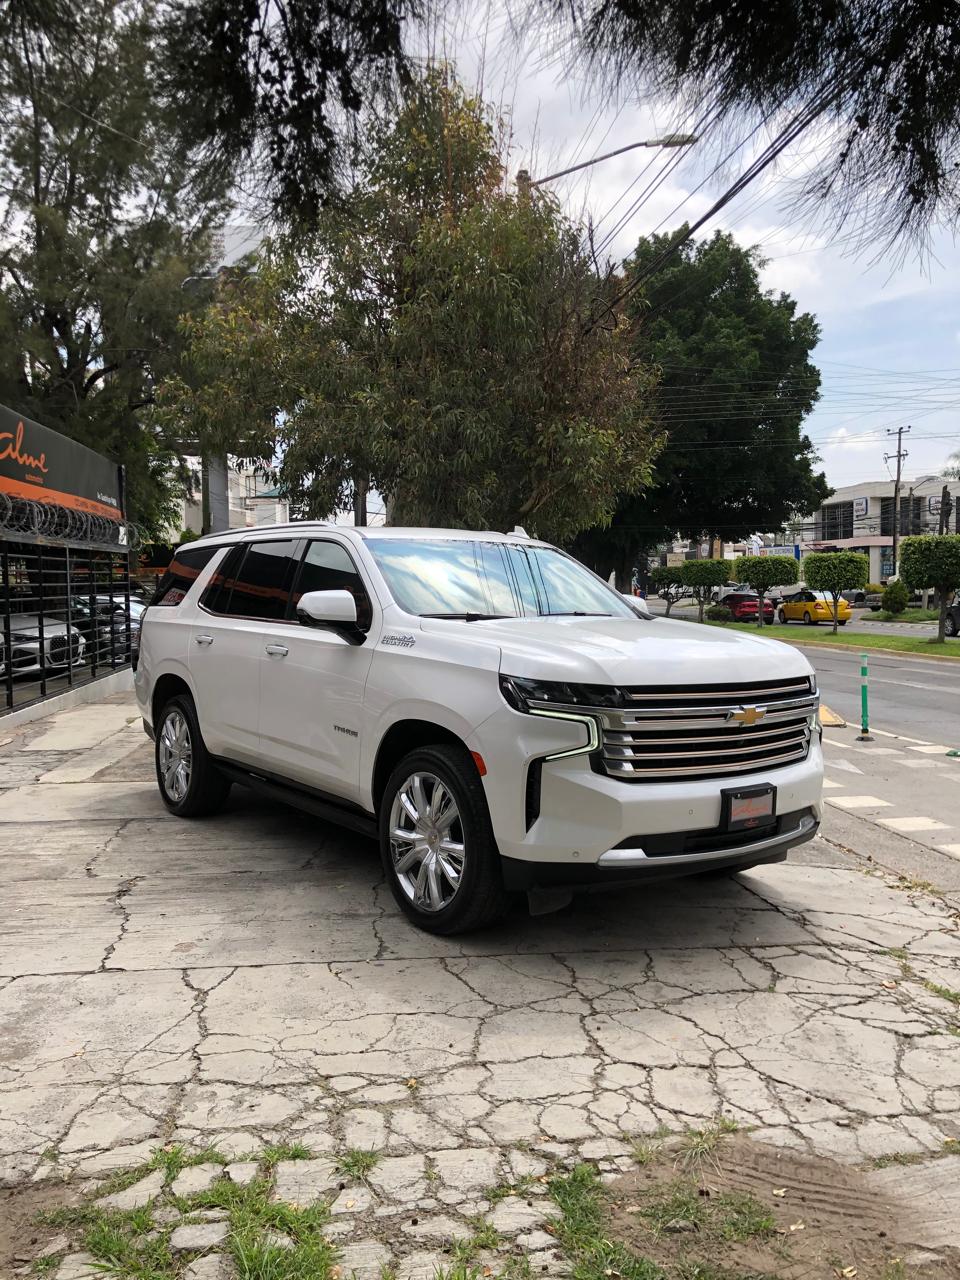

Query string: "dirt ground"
[0, 1179, 86, 1276]
[606, 1137, 960, 1279]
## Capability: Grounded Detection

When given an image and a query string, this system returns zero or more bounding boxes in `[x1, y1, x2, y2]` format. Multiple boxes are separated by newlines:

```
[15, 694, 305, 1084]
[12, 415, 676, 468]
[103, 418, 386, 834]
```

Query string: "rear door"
[189, 539, 301, 766]
[257, 538, 378, 802]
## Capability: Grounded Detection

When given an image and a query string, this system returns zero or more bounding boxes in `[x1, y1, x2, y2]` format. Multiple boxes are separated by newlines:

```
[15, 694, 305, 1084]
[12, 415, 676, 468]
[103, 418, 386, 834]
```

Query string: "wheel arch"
[151, 671, 195, 732]
[372, 719, 470, 813]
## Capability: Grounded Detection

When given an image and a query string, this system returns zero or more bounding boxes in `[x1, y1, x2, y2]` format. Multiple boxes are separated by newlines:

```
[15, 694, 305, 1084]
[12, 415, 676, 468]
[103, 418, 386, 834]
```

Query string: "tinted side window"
[200, 545, 247, 615]
[222, 540, 300, 621]
[151, 545, 222, 607]
[294, 541, 373, 630]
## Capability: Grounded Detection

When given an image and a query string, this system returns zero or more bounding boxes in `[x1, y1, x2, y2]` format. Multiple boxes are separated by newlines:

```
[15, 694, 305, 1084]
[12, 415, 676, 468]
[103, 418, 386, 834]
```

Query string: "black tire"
[803, 610, 814, 625]
[379, 744, 511, 934]
[838, 620, 847, 627]
[777, 609, 787, 624]
[155, 692, 231, 817]
[946, 614, 958, 638]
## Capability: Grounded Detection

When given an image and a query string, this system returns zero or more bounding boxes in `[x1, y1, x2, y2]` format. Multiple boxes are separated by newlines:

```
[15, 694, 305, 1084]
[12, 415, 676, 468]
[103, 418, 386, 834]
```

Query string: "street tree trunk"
[832, 594, 840, 634]
[939, 591, 948, 643]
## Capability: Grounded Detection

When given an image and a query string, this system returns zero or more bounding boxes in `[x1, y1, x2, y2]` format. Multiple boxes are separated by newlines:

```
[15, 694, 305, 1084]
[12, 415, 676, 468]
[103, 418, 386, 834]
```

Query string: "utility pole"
[884, 425, 911, 576]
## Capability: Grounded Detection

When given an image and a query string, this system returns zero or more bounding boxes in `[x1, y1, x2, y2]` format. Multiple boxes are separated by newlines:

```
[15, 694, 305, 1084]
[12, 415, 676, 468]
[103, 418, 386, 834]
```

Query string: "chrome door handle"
[265, 643, 289, 657]
[195, 634, 214, 646]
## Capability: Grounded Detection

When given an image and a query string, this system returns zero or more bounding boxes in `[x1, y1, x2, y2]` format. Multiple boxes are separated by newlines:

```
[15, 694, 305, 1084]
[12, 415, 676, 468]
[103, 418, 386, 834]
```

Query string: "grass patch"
[865, 608, 941, 623]
[923, 980, 960, 1006]
[336, 1149, 380, 1181]
[31, 1258, 59, 1277]
[704, 619, 960, 658]
[259, 1142, 312, 1169]
[485, 1176, 537, 1205]
[449, 1219, 500, 1264]
[677, 1117, 739, 1170]
[883, 947, 909, 962]
[550, 1164, 663, 1280]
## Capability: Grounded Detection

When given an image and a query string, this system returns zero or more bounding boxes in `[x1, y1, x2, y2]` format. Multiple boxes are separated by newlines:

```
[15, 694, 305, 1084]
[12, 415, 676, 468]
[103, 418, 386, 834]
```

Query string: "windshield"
[366, 538, 635, 619]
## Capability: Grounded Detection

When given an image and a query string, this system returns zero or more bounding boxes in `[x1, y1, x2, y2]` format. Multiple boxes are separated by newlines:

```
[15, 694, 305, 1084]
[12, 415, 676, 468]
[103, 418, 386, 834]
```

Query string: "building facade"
[808, 475, 959, 582]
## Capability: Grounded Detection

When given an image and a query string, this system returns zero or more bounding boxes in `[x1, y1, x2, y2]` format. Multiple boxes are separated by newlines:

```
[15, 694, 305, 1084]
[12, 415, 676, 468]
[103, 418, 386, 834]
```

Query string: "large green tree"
[160, 71, 662, 541]
[0, 0, 233, 536]
[540, 0, 960, 247]
[573, 230, 829, 586]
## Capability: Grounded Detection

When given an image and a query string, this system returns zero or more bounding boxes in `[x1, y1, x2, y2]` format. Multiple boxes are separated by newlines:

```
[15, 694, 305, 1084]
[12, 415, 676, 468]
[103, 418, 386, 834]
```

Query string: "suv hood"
[419, 613, 813, 686]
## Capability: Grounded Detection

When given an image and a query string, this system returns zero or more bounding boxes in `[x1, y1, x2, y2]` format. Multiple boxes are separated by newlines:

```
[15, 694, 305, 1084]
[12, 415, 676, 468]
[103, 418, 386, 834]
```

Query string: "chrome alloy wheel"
[158, 709, 193, 803]
[389, 771, 466, 912]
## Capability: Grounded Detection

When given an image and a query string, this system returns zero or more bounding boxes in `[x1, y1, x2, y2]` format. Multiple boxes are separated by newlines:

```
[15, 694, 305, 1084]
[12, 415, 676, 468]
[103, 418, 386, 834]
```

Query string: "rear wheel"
[838, 620, 847, 627]
[379, 744, 510, 934]
[946, 614, 958, 637]
[155, 693, 231, 817]
[803, 610, 814, 625]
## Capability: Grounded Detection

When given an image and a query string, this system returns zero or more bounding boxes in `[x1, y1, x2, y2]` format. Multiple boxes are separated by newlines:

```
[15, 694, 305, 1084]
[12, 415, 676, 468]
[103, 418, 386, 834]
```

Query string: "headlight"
[11, 632, 34, 642]
[809, 674, 818, 695]
[499, 675, 622, 710]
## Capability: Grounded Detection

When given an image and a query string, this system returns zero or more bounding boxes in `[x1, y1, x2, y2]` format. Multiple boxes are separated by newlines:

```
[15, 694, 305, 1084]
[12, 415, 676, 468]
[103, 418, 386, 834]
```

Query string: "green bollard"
[856, 652, 873, 741]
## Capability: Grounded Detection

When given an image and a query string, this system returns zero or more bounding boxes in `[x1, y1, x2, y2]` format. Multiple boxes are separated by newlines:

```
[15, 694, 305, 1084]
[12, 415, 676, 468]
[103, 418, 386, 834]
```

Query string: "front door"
[257, 538, 378, 803]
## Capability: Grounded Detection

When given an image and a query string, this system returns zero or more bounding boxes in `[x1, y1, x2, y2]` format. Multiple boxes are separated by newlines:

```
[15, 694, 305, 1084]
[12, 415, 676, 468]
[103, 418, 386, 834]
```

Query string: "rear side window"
[200, 544, 247, 615]
[151, 545, 222, 607]
[293, 541, 373, 630]
[205, 540, 300, 621]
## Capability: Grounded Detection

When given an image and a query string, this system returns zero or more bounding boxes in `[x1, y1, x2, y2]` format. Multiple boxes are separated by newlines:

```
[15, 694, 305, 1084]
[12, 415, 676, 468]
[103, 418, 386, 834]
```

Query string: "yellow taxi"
[777, 589, 852, 626]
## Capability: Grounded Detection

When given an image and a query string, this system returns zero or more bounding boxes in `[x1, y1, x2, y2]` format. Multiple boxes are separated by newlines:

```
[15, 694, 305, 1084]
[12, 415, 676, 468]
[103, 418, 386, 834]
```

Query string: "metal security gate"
[1, 495, 139, 715]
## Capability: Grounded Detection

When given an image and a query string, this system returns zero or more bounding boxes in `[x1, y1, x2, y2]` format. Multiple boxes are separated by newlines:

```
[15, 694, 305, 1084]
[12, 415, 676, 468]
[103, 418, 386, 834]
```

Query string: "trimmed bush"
[882, 580, 909, 614]
[705, 604, 734, 623]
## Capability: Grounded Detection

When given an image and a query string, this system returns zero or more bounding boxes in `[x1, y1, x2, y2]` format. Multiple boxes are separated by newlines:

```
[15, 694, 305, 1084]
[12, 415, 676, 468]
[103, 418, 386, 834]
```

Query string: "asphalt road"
[802, 644, 960, 742]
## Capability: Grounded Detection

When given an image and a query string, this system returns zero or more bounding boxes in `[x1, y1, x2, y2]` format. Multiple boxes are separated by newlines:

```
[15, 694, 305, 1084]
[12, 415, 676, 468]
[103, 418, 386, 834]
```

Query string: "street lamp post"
[517, 133, 698, 194]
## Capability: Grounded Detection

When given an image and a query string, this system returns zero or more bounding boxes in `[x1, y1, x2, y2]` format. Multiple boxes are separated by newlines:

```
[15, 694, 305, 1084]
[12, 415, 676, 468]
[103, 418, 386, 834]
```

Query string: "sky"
[420, 2, 960, 492]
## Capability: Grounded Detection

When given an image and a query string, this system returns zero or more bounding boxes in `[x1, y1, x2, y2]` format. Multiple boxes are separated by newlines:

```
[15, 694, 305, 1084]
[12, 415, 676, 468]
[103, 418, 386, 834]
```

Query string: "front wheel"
[946, 614, 958, 637]
[778, 609, 787, 624]
[155, 693, 231, 817]
[379, 744, 510, 934]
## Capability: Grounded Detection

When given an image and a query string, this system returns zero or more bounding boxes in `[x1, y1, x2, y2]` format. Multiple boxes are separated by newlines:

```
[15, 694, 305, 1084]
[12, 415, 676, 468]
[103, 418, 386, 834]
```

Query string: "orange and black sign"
[0, 401, 122, 521]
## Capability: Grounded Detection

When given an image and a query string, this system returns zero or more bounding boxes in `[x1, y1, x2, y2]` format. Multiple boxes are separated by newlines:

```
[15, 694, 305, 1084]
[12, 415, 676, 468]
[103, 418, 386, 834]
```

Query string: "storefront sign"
[853, 497, 869, 518]
[0, 402, 122, 520]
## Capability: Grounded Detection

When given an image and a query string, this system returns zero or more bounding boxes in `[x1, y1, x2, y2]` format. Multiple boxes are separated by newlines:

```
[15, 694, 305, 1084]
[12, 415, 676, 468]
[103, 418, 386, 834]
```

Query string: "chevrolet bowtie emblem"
[728, 705, 766, 726]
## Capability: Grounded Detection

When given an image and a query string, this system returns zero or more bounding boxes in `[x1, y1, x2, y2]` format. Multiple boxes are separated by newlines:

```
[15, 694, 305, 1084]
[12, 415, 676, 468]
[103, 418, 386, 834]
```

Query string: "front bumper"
[471, 700, 823, 877]
[500, 809, 818, 890]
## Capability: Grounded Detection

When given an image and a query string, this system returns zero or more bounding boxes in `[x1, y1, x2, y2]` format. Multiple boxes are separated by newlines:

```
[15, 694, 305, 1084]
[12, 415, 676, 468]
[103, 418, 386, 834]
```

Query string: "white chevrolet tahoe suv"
[136, 525, 822, 934]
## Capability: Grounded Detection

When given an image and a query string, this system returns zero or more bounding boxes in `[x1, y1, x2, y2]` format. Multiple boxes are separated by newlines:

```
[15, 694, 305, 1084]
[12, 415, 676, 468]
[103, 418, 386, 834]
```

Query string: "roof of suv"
[187, 524, 547, 546]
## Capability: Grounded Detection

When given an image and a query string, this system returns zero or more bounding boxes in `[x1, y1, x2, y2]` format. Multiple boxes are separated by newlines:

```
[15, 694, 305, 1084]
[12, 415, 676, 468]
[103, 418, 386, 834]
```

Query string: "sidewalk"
[2, 695, 960, 1275]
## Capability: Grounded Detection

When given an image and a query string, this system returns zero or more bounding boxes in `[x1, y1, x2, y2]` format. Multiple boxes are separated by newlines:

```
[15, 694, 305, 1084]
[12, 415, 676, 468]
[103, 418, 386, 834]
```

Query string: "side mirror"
[296, 589, 364, 644]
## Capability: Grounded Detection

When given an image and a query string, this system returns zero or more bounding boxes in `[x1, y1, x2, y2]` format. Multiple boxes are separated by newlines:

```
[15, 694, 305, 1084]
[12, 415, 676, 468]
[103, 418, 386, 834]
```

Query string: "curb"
[789, 640, 960, 665]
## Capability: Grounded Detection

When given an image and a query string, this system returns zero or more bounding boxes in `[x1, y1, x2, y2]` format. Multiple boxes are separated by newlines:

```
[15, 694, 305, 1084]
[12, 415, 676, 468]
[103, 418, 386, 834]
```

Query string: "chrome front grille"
[46, 633, 77, 666]
[598, 676, 816, 782]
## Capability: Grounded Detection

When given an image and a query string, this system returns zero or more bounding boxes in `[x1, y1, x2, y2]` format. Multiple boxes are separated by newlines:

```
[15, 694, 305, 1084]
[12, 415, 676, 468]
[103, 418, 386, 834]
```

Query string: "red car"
[725, 592, 776, 622]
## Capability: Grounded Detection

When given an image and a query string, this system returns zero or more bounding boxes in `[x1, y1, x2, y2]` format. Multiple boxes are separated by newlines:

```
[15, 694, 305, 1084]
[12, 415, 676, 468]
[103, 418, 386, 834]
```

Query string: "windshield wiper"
[420, 612, 511, 621]
[544, 611, 612, 617]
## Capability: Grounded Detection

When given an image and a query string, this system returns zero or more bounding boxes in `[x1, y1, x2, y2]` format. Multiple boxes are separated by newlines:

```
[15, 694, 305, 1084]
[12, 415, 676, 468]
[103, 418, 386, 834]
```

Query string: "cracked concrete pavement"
[3, 694, 960, 1263]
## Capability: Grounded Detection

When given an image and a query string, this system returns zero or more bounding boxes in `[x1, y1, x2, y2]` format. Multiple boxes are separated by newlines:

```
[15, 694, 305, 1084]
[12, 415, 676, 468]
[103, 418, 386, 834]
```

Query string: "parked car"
[946, 602, 959, 638]
[840, 589, 867, 605]
[723, 591, 776, 623]
[61, 594, 141, 663]
[710, 581, 747, 603]
[135, 526, 823, 934]
[778, 590, 852, 626]
[3, 609, 86, 677]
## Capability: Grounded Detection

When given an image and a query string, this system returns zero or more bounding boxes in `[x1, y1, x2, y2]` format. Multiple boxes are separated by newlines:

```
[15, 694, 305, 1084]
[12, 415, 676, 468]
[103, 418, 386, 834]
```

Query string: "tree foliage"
[679, 558, 728, 623]
[542, 0, 960, 247]
[572, 230, 828, 585]
[899, 534, 960, 642]
[0, 0, 233, 536]
[160, 71, 662, 541]
[732, 555, 799, 626]
[803, 551, 869, 632]
[648, 564, 685, 614]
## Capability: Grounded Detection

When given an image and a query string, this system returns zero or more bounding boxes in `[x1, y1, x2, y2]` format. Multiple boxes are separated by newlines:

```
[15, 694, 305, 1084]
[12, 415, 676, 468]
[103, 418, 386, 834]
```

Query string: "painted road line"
[825, 758, 864, 774]
[878, 816, 952, 834]
[827, 795, 893, 810]
[900, 760, 948, 769]
[937, 845, 960, 860]
[907, 744, 951, 755]
[870, 728, 933, 745]
[822, 778, 843, 789]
